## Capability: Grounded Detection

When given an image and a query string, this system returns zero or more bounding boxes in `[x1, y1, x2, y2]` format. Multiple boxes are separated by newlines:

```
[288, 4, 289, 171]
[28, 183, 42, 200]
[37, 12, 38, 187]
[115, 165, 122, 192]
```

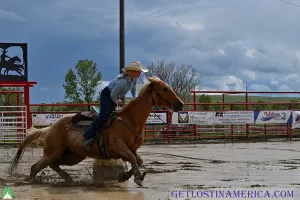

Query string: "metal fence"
[0, 106, 27, 144]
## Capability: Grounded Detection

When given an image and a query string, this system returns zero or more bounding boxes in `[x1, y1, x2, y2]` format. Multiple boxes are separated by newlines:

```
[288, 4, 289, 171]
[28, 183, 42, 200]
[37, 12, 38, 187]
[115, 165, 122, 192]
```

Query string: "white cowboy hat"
[122, 61, 149, 73]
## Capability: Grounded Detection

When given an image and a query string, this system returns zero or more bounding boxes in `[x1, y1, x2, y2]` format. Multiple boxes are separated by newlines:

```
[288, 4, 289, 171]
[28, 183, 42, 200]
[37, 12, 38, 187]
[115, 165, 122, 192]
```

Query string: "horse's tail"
[7, 126, 50, 175]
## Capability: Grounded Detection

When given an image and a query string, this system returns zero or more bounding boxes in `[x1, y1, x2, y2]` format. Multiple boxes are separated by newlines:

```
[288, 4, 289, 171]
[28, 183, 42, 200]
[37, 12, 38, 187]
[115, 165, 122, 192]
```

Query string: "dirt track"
[0, 140, 299, 200]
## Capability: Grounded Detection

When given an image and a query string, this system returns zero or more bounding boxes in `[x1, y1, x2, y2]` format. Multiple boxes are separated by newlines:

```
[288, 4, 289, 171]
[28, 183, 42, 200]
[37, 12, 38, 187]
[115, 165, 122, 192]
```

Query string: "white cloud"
[0, 9, 26, 21]
[270, 78, 279, 86]
[249, 84, 271, 92]
[241, 70, 256, 80]
[295, 51, 300, 62]
[218, 48, 225, 55]
[4, 0, 300, 102]
[245, 48, 257, 58]
[96, 81, 110, 94]
[205, 75, 246, 91]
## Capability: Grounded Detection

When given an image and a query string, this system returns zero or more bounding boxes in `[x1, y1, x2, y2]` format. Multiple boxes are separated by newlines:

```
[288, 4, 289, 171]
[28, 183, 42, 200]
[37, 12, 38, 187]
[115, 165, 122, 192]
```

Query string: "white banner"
[254, 110, 292, 124]
[292, 111, 300, 129]
[31, 113, 75, 126]
[213, 111, 254, 124]
[146, 112, 167, 124]
[171, 111, 214, 125]
[33, 112, 167, 126]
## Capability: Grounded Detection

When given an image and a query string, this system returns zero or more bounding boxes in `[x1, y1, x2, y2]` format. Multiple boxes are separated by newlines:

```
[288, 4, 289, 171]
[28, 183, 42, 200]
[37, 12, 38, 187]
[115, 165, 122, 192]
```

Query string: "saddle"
[70, 109, 118, 159]
[71, 110, 98, 125]
[70, 109, 118, 131]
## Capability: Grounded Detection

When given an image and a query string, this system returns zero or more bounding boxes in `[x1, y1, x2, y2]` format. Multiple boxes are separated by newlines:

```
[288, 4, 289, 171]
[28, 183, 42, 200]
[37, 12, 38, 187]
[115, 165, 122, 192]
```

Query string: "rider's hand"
[117, 99, 123, 107]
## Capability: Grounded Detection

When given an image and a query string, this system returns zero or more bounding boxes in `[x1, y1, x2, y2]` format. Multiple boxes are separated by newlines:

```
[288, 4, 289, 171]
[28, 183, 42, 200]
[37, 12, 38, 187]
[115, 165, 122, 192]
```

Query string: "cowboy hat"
[122, 61, 149, 73]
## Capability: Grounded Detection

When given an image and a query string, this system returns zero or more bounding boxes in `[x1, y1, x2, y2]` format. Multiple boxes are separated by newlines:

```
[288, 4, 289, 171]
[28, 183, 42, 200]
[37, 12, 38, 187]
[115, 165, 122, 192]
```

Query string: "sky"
[1, 0, 300, 103]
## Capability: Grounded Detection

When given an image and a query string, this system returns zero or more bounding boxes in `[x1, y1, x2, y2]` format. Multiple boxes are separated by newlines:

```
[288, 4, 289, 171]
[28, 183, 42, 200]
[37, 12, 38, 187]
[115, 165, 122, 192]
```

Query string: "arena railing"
[29, 98, 300, 144]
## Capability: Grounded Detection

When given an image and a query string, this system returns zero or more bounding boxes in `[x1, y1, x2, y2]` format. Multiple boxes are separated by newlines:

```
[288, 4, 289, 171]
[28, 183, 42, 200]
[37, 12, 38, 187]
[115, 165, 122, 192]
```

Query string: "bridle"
[114, 82, 172, 146]
[137, 82, 172, 124]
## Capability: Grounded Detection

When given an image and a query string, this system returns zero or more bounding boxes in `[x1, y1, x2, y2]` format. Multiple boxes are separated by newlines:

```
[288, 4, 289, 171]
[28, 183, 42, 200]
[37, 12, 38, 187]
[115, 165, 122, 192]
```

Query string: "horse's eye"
[163, 87, 168, 92]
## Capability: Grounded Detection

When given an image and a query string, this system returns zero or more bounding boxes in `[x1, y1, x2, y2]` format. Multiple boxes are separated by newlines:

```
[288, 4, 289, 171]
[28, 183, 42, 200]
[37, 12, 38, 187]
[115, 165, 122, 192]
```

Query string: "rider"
[0, 49, 10, 64]
[82, 61, 149, 147]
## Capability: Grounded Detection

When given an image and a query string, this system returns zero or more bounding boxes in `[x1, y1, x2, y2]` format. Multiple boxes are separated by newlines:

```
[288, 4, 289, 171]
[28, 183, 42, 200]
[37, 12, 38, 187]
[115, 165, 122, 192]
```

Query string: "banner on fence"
[171, 111, 214, 125]
[31, 113, 75, 126]
[32, 112, 168, 126]
[254, 110, 293, 124]
[146, 112, 168, 125]
[213, 111, 254, 124]
[292, 111, 300, 129]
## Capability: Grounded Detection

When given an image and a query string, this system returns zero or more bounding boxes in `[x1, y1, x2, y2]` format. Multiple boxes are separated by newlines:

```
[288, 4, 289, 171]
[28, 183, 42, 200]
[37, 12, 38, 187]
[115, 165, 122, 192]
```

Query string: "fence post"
[245, 90, 249, 139]
[24, 85, 31, 129]
[193, 91, 197, 140]
[167, 110, 170, 143]
[231, 124, 234, 142]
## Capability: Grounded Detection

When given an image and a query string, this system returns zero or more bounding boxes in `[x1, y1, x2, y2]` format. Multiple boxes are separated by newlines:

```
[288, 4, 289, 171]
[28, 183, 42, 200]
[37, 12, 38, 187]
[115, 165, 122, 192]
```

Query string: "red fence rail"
[3, 89, 300, 143]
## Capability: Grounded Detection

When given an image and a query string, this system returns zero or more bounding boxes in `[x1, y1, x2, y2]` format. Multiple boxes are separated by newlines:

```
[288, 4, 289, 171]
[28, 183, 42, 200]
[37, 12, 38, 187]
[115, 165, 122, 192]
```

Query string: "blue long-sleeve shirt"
[107, 74, 137, 104]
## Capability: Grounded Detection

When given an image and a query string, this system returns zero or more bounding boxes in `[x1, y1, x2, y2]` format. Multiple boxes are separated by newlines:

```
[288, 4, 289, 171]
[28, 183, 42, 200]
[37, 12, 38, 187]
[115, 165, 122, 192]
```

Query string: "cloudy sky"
[1, 0, 300, 103]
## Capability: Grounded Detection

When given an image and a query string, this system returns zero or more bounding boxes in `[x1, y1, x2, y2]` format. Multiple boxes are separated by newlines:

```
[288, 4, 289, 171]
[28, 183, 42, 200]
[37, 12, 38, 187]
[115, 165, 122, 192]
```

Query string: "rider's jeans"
[83, 86, 116, 140]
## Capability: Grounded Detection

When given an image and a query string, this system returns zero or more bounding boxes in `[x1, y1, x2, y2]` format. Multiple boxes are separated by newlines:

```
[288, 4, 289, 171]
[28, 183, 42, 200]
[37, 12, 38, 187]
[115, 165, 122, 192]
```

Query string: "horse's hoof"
[137, 159, 143, 167]
[24, 176, 30, 182]
[25, 177, 36, 184]
[134, 178, 143, 187]
[141, 172, 146, 180]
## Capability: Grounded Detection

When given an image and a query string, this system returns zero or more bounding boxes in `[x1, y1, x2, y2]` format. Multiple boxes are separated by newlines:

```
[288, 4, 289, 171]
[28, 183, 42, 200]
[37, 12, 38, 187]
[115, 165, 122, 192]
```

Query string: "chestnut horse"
[7, 76, 184, 187]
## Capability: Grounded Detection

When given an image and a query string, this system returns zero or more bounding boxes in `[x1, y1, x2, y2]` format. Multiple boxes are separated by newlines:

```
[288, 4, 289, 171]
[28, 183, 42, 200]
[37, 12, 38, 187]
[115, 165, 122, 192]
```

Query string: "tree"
[0, 87, 24, 113]
[145, 60, 202, 104]
[198, 94, 212, 110]
[62, 59, 102, 110]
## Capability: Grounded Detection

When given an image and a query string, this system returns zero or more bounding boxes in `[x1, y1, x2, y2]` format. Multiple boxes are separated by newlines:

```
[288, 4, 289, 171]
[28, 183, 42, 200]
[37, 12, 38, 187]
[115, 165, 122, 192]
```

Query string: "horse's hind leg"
[27, 154, 54, 183]
[28, 145, 67, 183]
[49, 149, 86, 183]
[49, 164, 73, 184]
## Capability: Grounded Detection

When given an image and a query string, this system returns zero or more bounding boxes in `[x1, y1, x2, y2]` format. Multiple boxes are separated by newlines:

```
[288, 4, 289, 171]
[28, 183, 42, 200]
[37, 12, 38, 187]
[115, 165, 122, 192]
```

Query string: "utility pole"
[119, 0, 126, 104]
[120, 0, 125, 74]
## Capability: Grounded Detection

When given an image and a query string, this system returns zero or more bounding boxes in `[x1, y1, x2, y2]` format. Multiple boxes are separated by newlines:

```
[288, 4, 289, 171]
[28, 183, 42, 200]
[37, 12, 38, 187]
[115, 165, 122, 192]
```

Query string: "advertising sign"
[213, 111, 254, 124]
[146, 112, 168, 125]
[31, 113, 75, 126]
[291, 111, 300, 129]
[171, 111, 214, 125]
[254, 110, 292, 124]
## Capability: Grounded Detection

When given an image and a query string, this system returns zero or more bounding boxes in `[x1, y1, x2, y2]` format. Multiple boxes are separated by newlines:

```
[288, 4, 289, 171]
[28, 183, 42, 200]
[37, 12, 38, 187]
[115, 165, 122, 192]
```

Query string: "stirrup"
[83, 138, 93, 146]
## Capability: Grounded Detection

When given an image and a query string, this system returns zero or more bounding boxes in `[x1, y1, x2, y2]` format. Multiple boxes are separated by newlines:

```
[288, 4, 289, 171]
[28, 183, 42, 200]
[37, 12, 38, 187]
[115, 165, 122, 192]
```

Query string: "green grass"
[210, 95, 300, 102]
[28, 95, 300, 112]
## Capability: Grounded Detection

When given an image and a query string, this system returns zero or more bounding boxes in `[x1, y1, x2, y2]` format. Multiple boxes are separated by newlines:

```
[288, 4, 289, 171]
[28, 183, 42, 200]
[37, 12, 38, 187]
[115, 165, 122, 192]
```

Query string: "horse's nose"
[174, 101, 184, 112]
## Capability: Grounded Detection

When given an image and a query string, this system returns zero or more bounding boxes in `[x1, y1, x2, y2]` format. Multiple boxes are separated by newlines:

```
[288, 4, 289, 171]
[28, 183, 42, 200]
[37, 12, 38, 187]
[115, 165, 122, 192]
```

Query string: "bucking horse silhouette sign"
[0, 43, 28, 82]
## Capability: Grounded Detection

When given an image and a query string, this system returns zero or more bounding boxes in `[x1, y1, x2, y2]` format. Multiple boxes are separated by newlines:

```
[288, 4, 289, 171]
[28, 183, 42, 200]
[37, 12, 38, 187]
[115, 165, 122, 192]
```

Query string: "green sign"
[1, 185, 13, 199]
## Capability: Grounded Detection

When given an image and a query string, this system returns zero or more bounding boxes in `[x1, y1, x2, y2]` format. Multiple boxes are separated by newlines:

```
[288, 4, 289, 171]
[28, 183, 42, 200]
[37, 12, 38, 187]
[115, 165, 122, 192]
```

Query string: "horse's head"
[146, 77, 184, 112]
[10, 56, 21, 62]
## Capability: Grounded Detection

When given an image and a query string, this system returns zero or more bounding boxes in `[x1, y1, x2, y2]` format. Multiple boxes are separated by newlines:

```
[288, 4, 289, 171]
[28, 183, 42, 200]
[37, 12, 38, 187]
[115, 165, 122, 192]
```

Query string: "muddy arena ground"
[0, 140, 299, 200]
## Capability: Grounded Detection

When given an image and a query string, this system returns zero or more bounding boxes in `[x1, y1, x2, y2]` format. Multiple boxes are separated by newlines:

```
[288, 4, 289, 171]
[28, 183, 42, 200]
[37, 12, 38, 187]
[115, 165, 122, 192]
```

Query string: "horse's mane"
[114, 76, 161, 114]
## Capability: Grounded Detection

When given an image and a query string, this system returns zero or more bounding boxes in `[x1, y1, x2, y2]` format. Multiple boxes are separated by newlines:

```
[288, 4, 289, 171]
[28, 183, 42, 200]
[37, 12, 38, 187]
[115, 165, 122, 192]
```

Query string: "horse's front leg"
[117, 150, 143, 182]
[133, 150, 143, 167]
[112, 140, 146, 186]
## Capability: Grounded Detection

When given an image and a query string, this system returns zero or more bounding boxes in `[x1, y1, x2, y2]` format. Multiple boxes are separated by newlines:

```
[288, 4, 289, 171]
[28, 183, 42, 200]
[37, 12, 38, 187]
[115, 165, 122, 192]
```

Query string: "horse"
[4, 64, 24, 76]
[0, 56, 23, 75]
[7, 76, 184, 187]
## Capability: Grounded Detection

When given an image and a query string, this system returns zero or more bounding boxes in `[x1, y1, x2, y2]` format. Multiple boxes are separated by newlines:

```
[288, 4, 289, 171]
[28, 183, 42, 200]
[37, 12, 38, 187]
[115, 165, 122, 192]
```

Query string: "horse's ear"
[147, 77, 152, 83]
